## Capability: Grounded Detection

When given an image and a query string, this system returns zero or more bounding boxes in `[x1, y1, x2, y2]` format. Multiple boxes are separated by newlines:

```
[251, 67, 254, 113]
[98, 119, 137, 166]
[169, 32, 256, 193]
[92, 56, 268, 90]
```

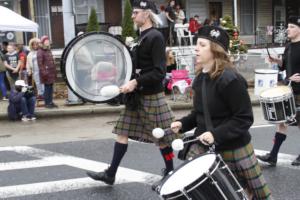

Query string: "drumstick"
[266, 46, 271, 58]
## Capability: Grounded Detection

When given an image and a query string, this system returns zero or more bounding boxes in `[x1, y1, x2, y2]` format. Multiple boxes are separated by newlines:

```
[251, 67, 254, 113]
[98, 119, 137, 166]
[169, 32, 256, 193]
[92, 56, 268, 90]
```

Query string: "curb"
[0, 102, 194, 120]
[0, 100, 260, 121]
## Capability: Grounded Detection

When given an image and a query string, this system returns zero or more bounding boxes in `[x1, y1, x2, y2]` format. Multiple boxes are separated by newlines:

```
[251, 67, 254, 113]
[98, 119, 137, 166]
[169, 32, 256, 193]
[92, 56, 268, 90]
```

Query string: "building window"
[240, 0, 255, 35]
[73, 0, 104, 24]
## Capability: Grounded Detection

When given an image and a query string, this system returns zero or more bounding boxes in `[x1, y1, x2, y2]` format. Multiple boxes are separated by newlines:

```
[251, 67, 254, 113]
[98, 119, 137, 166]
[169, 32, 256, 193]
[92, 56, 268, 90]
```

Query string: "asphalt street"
[0, 108, 300, 200]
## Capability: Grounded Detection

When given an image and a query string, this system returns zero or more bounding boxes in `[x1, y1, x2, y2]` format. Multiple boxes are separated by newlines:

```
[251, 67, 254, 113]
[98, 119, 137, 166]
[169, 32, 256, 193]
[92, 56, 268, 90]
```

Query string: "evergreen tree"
[220, 15, 248, 54]
[122, 0, 136, 40]
[86, 7, 100, 32]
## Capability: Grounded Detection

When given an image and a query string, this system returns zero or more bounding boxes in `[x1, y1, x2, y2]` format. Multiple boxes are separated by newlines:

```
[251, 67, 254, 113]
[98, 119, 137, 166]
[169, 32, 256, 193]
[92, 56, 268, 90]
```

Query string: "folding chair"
[167, 69, 193, 102]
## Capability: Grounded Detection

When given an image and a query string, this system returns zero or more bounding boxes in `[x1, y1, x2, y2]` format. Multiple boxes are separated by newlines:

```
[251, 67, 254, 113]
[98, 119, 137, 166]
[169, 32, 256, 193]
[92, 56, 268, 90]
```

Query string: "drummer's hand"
[198, 132, 214, 146]
[170, 121, 182, 134]
[289, 73, 300, 83]
[268, 56, 281, 64]
[120, 79, 137, 93]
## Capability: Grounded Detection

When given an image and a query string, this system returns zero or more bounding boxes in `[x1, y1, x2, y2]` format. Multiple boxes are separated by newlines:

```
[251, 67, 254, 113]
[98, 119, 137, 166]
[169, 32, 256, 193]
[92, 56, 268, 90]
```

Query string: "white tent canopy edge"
[0, 5, 38, 32]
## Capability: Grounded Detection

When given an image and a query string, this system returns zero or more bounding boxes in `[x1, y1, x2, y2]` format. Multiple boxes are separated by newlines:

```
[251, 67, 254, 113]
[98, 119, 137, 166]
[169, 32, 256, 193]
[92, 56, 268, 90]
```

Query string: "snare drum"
[157, 153, 247, 200]
[259, 86, 296, 123]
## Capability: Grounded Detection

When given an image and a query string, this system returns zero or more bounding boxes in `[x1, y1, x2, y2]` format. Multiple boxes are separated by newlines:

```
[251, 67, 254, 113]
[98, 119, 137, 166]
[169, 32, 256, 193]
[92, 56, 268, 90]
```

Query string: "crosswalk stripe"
[0, 146, 299, 198]
[0, 146, 161, 198]
[255, 149, 299, 170]
[0, 178, 130, 198]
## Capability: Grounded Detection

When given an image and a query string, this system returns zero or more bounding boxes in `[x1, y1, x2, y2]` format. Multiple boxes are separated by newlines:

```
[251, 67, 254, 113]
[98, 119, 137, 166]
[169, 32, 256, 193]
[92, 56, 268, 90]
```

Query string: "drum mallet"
[171, 138, 199, 151]
[100, 85, 120, 97]
[172, 138, 216, 152]
[152, 128, 177, 139]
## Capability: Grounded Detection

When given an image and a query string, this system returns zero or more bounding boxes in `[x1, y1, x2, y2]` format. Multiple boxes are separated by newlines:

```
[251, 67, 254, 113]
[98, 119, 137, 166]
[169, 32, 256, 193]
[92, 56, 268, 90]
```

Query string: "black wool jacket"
[135, 27, 166, 95]
[280, 41, 300, 94]
[179, 68, 254, 150]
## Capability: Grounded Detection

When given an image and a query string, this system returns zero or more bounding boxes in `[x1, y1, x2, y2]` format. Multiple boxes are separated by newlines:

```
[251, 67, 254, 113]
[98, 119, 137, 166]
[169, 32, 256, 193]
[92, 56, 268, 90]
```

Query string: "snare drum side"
[259, 88, 297, 123]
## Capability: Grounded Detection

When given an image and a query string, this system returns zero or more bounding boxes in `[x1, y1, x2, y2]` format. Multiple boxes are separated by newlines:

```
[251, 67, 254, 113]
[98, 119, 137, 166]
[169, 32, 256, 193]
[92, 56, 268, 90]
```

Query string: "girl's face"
[7, 45, 15, 53]
[195, 38, 214, 66]
[287, 24, 300, 40]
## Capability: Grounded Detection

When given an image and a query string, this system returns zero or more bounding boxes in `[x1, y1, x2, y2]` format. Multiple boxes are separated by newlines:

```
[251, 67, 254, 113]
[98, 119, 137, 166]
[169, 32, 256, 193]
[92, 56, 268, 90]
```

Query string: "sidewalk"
[0, 88, 259, 120]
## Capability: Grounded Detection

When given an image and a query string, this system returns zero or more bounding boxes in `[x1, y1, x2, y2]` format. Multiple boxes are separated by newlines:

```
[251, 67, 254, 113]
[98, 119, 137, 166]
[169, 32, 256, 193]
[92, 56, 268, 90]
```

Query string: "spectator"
[166, 48, 177, 73]
[37, 35, 58, 109]
[174, 4, 185, 25]
[1, 41, 8, 54]
[16, 44, 28, 83]
[189, 15, 201, 34]
[7, 80, 36, 121]
[4, 43, 20, 90]
[0, 51, 7, 100]
[27, 38, 44, 100]
[164, 48, 177, 94]
[203, 18, 211, 26]
[157, 5, 169, 41]
[165, 0, 176, 46]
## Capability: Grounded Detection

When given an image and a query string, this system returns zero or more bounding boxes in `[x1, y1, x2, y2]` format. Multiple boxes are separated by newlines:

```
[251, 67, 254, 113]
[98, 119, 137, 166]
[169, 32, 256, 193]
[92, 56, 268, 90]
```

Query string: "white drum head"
[61, 32, 132, 103]
[260, 86, 292, 98]
[160, 154, 216, 195]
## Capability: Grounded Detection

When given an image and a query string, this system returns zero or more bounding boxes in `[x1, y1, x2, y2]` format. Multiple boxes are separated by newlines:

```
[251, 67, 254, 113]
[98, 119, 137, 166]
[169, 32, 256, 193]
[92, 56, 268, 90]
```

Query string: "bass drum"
[60, 32, 132, 103]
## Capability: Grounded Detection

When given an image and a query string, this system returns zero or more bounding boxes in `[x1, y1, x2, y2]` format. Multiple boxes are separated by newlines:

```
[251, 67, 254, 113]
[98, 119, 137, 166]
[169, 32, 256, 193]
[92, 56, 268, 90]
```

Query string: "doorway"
[104, 0, 122, 26]
[208, 2, 222, 26]
[49, 0, 64, 48]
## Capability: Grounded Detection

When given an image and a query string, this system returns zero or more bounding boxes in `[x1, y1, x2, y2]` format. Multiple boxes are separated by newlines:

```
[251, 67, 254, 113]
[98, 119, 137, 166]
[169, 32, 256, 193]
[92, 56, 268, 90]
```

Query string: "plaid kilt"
[113, 92, 179, 146]
[185, 143, 272, 200]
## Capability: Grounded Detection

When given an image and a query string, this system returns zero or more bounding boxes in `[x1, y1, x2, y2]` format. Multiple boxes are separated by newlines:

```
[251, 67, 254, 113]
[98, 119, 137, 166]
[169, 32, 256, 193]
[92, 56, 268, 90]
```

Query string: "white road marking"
[251, 124, 274, 129]
[255, 149, 299, 170]
[0, 146, 299, 198]
[0, 146, 161, 198]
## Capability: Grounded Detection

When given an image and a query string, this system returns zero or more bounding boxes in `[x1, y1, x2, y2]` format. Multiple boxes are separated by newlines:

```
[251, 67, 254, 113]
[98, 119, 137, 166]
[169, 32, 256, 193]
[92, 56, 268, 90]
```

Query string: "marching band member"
[170, 26, 272, 199]
[86, 0, 178, 190]
[257, 16, 300, 167]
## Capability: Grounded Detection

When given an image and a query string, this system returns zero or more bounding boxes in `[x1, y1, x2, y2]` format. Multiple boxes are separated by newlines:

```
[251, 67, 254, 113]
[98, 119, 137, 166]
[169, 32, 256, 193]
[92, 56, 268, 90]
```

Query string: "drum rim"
[159, 153, 219, 199]
[259, 93, 293, 102]
[259, 86, 293, 99]
[60, 31, 132, 103]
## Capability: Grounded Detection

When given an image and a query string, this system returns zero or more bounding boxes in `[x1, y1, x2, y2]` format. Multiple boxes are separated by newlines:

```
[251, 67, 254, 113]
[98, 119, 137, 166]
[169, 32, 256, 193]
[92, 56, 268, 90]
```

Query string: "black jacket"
[135, 27, 166, 95]
[179, 68, 254, 150]
[280, 41, 300, 94]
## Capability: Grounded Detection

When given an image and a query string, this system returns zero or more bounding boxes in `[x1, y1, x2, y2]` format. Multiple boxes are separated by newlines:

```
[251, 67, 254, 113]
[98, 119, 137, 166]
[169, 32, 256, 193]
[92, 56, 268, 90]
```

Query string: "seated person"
[166, 49, 177, 73]
[7, 80, 36, 121]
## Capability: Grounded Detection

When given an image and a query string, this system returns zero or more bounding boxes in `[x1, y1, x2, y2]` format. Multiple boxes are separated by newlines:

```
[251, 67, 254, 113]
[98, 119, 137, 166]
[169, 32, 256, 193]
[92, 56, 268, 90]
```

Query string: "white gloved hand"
[21, 87, 27, 93]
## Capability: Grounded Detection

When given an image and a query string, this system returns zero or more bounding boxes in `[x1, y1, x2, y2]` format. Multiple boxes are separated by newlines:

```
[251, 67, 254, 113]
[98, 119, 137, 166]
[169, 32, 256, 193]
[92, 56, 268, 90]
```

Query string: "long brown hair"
[196, 41, 233, 79]
[166, 49, 175, 66]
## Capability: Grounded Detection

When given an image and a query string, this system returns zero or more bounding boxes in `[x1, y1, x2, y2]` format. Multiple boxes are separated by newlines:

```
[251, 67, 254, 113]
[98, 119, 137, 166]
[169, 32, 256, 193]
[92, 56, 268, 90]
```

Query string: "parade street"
[0, 108, 300, 200]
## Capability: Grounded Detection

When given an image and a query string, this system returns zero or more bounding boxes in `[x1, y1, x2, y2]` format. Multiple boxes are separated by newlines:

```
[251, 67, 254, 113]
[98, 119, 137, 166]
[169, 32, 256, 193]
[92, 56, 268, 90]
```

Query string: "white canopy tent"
[0, 5, 38, 33]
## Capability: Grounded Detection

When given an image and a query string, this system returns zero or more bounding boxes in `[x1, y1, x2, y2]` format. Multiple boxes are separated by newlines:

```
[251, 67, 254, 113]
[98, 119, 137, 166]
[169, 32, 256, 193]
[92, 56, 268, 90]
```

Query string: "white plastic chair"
[174, 23, 194, 46]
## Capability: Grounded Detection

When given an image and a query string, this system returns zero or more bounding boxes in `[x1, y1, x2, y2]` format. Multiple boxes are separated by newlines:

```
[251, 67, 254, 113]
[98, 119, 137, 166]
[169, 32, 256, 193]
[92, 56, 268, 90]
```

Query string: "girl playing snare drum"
[170, 26, 273, 200]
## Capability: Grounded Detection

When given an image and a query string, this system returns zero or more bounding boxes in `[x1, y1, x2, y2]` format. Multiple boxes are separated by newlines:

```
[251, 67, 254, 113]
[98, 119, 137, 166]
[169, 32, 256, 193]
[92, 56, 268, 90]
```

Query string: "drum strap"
[201, 76, 213, 131]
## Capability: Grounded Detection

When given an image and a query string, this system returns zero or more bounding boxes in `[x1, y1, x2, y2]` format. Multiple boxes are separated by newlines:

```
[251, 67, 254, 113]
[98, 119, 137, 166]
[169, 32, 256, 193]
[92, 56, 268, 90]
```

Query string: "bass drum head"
[61, 32, 132, 103]
[159, 153, 216, 196]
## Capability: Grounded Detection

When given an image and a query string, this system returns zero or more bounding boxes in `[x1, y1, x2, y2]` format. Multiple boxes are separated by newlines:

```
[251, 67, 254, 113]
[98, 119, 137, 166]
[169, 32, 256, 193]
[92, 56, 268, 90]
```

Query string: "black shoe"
[291, 155, 300, 166]
[256, 153, 277, 166]
[86, 170, 115, 185]
[151, 168, 171, 192]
